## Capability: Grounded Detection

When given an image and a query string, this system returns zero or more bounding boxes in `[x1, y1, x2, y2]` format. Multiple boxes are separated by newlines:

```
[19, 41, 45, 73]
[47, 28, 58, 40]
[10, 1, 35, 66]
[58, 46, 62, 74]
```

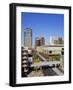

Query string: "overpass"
[30, 61, 61, 67]
[30, 52, 61, 67]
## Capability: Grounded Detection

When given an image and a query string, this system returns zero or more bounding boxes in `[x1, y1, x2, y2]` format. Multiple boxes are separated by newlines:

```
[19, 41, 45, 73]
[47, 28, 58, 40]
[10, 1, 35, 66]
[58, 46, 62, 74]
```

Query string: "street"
[42, 66, 58, 76]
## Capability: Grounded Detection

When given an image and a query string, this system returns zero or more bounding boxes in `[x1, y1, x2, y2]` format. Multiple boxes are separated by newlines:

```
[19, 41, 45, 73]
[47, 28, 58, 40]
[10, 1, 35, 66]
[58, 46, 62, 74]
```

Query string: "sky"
[21, 12, 64, 46]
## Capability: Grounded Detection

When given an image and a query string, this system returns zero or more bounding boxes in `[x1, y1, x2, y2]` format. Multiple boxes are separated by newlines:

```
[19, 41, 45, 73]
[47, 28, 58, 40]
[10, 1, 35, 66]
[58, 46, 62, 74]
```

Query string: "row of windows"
[44, 48, 64, 54]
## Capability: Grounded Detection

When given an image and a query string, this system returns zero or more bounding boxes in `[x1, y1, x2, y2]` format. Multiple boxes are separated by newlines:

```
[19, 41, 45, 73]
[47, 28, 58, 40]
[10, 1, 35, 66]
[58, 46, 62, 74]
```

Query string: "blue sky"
[21, 12, 64, 46]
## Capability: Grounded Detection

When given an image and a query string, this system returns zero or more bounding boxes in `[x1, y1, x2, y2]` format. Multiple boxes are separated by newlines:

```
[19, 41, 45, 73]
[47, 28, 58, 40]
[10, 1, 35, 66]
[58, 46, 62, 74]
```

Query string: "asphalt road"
[42, 67, 58, 76]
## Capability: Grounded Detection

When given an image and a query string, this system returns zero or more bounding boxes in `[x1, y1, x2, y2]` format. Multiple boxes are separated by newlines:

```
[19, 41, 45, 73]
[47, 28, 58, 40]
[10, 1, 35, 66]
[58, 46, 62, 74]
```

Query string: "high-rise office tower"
[35, 37, 45, 46]
[24, 28, 32, 48]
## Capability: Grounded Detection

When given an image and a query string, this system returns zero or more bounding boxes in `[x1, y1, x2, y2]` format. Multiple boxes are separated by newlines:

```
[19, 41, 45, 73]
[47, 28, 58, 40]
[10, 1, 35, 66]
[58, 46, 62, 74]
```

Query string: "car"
[49, 64, 55, 68]
[52, 64, 55, 68]
[56, 64, 60, 68]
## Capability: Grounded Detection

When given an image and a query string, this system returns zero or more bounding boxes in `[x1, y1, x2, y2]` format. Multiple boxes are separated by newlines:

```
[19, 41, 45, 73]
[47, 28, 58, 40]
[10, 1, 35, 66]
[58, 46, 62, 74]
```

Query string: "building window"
[61, 51, 64, 55]
[49, 51, 52, 53]
[62, 48, 64, 50]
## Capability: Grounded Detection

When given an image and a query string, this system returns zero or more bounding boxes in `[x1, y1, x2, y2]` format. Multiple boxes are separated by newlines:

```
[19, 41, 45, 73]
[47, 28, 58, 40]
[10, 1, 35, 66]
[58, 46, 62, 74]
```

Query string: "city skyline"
[21, 12, 64, 46]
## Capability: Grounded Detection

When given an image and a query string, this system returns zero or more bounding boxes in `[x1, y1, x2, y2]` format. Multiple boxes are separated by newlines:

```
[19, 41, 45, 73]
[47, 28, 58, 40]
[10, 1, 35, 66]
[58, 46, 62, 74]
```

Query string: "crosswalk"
[52, 68, 63, 75]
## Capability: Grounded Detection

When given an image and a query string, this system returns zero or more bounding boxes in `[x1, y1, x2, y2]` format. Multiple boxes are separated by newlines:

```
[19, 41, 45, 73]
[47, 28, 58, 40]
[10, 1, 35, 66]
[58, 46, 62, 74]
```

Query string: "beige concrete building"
[43, 45, 64, 55]
[36, 45, 64, 55]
